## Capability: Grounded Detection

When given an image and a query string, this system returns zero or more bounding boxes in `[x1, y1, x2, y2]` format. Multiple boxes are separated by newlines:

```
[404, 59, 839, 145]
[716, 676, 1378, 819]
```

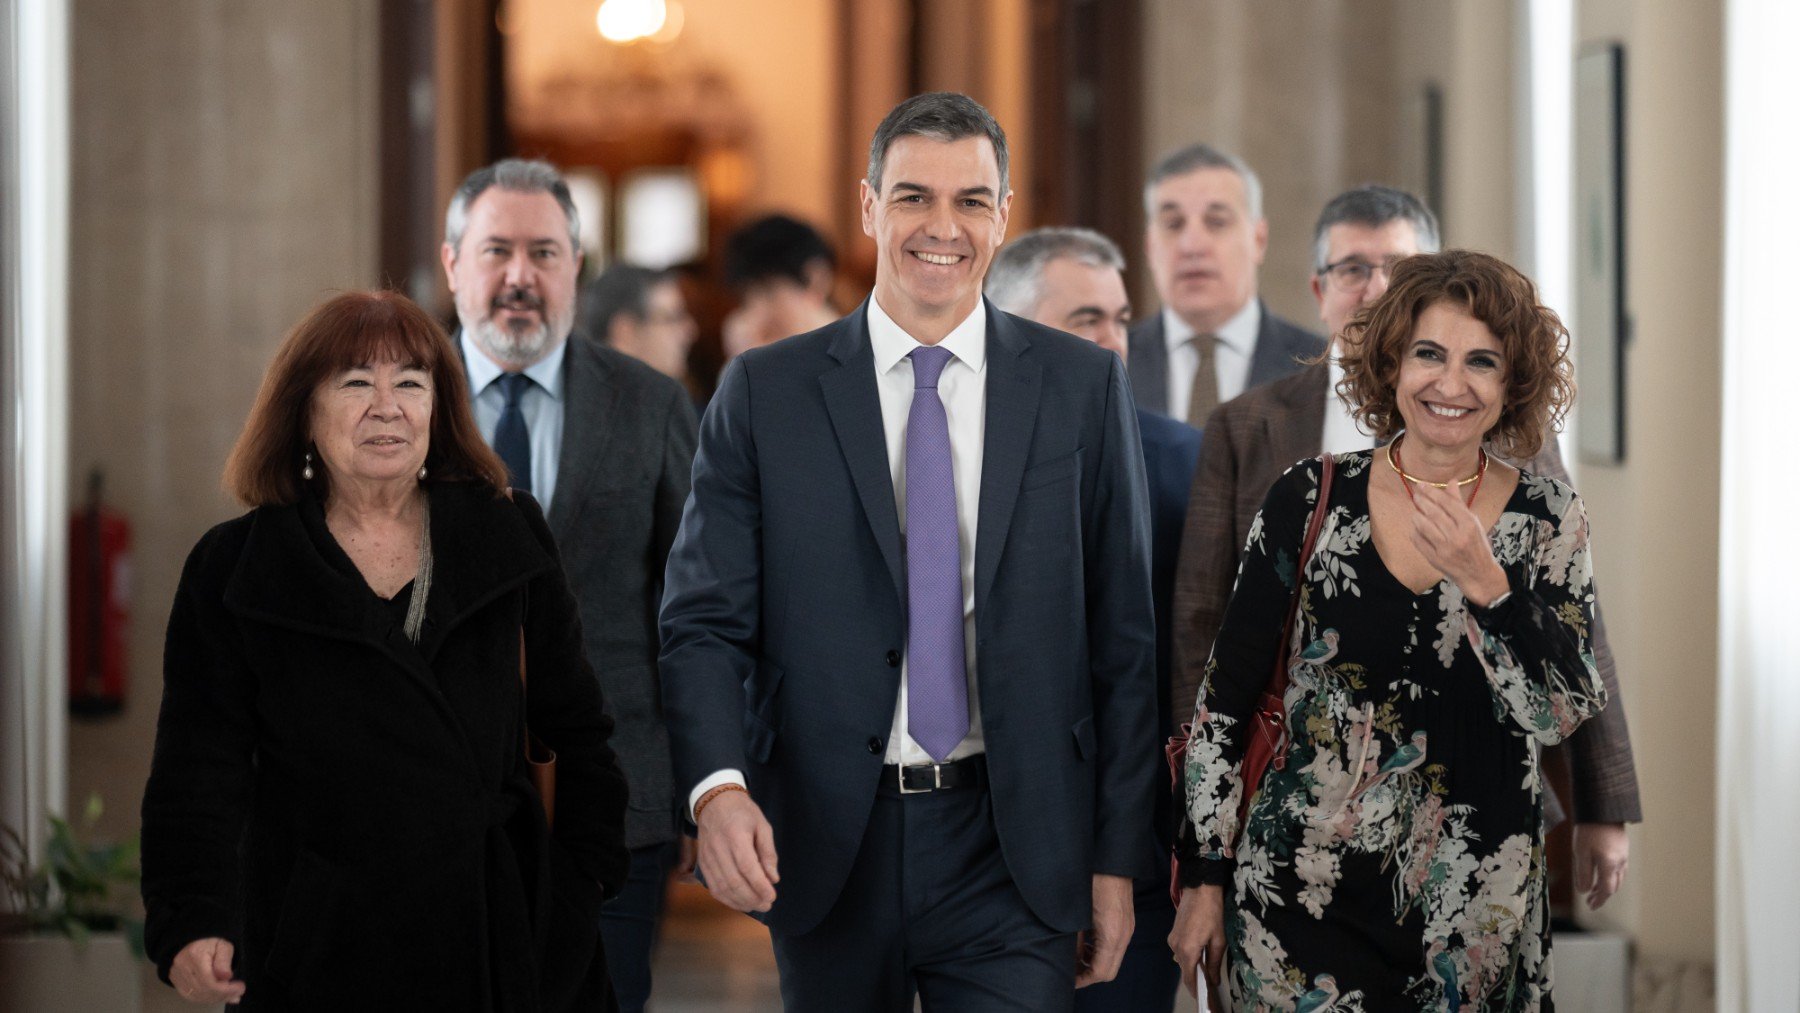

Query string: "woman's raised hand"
[1408, 481, 1511, 607]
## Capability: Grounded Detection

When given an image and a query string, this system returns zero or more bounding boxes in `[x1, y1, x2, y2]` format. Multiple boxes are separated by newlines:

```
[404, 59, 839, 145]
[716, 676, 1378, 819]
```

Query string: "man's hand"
[1168, 884, 1226, 1001]
[1573, 822, 1629, 909]
[1075, 873, 1135, 988]
[695, 789, 779, 913]
[170, 937, 245, 1005]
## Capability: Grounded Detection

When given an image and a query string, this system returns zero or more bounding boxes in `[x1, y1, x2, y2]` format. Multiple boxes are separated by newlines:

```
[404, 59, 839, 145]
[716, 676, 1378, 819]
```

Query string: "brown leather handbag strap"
[1267, 454, 1337, 700]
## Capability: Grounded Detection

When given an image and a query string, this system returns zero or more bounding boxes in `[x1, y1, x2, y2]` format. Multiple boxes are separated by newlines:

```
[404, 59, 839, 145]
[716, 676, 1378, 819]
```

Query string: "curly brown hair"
[1336, 249, 1574, 460]
[222, 290, 508, 506]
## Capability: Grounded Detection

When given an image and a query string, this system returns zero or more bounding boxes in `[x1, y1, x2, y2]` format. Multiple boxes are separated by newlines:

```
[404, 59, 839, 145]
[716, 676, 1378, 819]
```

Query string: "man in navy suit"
[989, 228, 1200, 1013]
[660, 93, 1159, 1011]
[1127, 143, 1325, 424]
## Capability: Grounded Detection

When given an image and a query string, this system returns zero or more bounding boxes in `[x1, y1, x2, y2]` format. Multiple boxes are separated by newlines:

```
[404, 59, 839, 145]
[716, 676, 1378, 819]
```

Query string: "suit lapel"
[1260, 360, 1330, 466]
[973, 305, 1043, 610]
[1127, 314, 1168, 414]
[818, 304, 906, 606]
[547, 338, 622, 541]
[1245, 300, 1284, 389]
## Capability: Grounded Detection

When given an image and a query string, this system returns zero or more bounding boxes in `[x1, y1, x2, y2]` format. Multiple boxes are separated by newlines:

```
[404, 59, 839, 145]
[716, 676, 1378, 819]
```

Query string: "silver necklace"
[402, 501, 432, 643]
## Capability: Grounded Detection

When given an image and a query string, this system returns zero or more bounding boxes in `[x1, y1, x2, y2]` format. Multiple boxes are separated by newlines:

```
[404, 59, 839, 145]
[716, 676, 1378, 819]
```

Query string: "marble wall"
[65, 1, 380, 848]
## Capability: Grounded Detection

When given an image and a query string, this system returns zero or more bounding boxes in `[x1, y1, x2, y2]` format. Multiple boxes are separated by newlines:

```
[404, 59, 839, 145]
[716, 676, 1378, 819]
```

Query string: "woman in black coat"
[141, 291, 629, 1010]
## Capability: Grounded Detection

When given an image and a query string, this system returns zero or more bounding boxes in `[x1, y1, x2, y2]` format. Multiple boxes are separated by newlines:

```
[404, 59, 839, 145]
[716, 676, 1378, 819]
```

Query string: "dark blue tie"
[494, 372, 533, 495]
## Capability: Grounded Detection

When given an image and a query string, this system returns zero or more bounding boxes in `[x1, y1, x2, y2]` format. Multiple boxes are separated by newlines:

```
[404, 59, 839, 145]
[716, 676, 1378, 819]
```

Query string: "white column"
[1717, 0, 1800, 1007]
[1514, 0, 1576, 474]
[2, 0, 70, 860]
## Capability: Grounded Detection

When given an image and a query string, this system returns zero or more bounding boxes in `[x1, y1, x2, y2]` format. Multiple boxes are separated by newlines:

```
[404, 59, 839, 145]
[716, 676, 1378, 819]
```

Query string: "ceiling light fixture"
[596, 0, 668, 44]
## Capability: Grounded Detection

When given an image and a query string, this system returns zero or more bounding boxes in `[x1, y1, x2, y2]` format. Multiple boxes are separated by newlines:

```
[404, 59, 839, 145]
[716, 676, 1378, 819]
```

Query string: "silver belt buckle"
[897, 762, 942, 795]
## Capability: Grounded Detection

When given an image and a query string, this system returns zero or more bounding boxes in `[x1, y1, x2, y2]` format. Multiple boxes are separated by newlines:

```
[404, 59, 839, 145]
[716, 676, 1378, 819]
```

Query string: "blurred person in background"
[988, 226, 1200, 1013]
[142, 290, 628, 1010]
[1127, 143, 1325, 426]
[720, 213, 839, 361]
[580, 264, 699, 393]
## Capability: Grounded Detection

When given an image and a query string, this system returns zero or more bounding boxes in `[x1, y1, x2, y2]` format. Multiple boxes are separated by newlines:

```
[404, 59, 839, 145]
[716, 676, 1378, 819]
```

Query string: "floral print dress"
[1183, 452, 1606, 1012]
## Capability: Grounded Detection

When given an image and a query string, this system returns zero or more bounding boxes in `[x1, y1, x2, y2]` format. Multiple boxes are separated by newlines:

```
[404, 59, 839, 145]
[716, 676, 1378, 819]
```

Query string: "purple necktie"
[904, 345, 969, 761]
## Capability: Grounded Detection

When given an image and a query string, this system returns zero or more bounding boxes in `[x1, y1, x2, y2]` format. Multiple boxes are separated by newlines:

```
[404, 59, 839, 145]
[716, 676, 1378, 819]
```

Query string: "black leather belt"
[883, 754, 985, 794]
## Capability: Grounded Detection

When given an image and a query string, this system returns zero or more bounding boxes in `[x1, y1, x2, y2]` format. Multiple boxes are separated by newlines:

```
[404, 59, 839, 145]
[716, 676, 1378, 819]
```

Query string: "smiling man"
[1127, 144, 1325, 425]
[442, 159, 699, 1013]
[660, 94, 1158, 1011]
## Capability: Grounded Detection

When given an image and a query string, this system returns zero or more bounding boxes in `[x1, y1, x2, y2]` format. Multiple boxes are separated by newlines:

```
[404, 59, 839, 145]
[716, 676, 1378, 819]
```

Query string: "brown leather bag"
[1167, 454, 1335, 899]
[1236, 452, 1336, 828]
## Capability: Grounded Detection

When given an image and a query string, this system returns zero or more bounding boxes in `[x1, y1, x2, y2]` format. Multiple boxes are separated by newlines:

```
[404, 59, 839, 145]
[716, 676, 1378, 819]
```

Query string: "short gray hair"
[1310, 185, 1441, 272]
[1142, 143, 1262, 220]
[866, 92, 1009, 196]
[444, 158, 580, 255]
[986, 227, 1126, 317]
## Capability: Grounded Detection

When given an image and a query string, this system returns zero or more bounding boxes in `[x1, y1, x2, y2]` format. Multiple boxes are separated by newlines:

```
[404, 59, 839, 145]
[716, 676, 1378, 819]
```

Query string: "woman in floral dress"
[1171, 250, 1607, 1012]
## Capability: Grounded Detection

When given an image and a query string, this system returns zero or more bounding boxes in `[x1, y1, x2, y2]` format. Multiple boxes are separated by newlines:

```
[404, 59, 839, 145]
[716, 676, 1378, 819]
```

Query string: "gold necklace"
[1385, 434, 1486, 489]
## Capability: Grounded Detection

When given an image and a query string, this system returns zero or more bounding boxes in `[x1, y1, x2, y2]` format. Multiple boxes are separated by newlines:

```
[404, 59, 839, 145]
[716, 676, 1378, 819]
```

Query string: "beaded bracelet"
[693, 783, 749, 824]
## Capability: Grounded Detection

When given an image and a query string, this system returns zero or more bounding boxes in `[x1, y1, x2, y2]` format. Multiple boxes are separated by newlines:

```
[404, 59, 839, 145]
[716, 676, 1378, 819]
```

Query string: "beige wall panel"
[66, 1, 380, 850]
[1575, 0, 1723, 978]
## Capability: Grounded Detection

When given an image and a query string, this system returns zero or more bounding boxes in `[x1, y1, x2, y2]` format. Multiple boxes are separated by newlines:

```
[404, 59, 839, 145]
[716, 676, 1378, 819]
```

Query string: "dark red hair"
[223, 290, 507, 506]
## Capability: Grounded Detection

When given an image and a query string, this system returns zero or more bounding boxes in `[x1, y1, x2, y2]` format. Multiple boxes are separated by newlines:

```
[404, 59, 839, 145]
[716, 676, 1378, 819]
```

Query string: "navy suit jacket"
[1137, 408, 1202, 854]
[1125, 300, 1326, 417]
[659, 299, 1160, 935]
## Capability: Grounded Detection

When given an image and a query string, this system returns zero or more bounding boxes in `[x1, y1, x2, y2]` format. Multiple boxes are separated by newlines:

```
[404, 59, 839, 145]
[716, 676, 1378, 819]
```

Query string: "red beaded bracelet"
[693, 783, 749, 824]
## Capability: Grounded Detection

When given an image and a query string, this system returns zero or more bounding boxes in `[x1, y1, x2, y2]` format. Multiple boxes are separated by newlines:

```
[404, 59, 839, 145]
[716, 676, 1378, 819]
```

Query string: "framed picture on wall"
[1574, 43, 1627, 464]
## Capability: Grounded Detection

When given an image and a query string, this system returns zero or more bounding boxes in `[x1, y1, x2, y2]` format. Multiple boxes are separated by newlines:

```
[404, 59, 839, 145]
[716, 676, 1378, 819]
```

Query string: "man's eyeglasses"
[1317, 256, 1408, 293]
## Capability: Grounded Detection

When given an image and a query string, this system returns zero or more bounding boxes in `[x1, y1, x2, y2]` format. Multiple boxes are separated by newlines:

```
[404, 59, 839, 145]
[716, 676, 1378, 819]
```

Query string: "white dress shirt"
[1162, 299, 1260, 422]
[1321, 355, 1375, 455]
[461, 332, 568, 508]
[687, 298, 990, 818]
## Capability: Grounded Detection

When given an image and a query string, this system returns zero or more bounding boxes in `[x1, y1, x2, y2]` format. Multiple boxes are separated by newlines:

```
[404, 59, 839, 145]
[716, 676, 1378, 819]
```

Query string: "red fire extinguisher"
[69, 469, 131, 716]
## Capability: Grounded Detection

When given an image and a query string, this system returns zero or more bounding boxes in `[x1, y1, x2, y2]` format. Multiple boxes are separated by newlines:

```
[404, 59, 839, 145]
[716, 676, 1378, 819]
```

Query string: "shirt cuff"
[687, 769, 746, 822]
[1178, 855, 1232, 889]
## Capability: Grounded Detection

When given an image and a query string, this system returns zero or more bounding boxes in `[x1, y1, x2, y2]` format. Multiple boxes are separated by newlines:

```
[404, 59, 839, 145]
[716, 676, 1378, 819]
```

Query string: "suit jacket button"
[867, 737, 883, 754]
[885, 650, 901, 667]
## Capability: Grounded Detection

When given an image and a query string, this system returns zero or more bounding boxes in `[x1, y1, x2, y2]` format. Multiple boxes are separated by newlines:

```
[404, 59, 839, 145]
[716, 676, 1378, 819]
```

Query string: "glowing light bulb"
[596, 0, 667, 44]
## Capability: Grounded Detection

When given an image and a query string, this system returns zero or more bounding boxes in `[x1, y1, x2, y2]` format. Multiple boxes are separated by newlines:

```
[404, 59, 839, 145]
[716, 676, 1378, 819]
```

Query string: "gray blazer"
[519, 335, 698, 850]
[659, 300, 1159, 936]
[1126, 300, 1326, 417]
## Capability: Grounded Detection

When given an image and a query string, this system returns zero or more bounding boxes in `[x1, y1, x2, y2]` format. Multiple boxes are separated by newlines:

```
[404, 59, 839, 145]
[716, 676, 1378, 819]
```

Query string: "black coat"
[141, 482, 629, 1011]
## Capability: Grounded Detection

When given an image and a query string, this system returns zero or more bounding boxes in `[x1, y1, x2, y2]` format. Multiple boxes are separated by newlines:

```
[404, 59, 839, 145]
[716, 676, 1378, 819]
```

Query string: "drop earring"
[417, 464, 428, 481]
[302, 451, 314, 481]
